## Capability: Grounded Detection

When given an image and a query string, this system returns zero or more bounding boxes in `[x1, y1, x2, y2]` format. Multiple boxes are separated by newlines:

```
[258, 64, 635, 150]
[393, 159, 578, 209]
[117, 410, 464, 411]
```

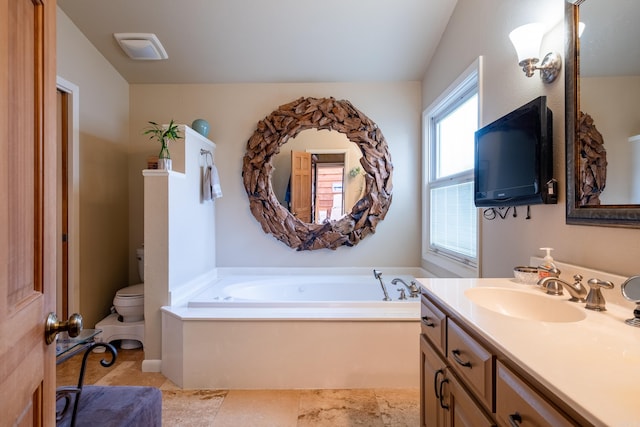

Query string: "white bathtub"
[187, 275, 419, 311]
[161, 273, 422, 389]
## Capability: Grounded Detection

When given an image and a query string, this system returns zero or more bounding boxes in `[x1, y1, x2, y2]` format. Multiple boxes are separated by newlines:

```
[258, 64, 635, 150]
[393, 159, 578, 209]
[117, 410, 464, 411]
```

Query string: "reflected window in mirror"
[565, 0, 640, 227]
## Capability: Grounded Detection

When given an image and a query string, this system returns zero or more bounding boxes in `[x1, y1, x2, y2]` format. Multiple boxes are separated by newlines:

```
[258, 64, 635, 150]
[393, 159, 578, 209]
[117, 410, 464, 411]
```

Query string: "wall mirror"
[565, 0, 640, 227]
[243, 97, 393, 250]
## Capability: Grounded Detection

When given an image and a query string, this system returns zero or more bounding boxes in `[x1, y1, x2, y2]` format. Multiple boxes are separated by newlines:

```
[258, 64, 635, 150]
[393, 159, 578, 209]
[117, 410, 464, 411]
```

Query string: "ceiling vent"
[114, 33, 168, 60]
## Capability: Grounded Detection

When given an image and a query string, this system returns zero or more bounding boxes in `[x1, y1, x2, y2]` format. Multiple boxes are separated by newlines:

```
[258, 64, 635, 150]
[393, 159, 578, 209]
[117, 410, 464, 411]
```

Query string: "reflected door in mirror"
[291, 151, 312, 222]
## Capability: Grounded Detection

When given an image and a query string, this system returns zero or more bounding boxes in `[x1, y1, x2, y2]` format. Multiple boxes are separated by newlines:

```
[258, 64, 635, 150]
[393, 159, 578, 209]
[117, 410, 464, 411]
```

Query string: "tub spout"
[391, 278, 420, 298]
[373, 270, 392, 301]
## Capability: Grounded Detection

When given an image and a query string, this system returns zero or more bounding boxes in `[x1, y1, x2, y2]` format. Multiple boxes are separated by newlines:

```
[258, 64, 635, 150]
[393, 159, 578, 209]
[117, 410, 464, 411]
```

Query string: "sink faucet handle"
[585, 278, 615, 311]
[587, 278, 614, 290]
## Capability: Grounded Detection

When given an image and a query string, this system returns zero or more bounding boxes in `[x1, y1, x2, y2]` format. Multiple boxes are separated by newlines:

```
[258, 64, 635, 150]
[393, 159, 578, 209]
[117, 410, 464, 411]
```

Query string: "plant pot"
[158, 158, 172, 170]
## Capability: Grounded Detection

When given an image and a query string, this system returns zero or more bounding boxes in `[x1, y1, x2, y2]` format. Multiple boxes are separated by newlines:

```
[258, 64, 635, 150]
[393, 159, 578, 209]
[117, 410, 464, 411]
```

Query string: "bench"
[56, 343, 161, 427]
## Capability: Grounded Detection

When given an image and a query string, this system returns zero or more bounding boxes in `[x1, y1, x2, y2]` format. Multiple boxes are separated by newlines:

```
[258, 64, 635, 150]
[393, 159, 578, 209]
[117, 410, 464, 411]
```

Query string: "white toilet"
[95, 247, 145, 350]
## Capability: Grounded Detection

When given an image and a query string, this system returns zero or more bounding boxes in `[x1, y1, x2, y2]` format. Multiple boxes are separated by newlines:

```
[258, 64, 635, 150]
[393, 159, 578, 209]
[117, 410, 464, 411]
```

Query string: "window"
[423, 59, 481, 276]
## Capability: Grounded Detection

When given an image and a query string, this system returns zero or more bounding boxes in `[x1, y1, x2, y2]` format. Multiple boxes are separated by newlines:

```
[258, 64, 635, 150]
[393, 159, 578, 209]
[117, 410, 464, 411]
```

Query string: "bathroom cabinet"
[420, 291, 583, 427]
[420, 335, 493, 427]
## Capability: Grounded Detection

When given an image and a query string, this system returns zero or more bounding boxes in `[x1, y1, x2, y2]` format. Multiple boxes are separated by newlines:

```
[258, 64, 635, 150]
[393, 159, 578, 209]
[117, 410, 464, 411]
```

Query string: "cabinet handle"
[508, 412, 522, 427]
[451, 349, 472, 368]
[421, 315, 435, 328]
[438, 378, 450, 410]
[433, 368, 444, 398]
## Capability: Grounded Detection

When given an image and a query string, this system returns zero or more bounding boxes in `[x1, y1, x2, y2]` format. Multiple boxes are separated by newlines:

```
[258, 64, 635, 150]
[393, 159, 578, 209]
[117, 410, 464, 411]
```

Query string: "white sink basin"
[464, 287, 587, 323]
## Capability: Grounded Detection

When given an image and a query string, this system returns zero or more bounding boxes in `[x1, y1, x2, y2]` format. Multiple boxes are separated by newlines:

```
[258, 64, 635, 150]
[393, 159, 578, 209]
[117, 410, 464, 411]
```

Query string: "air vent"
[114, 33, 168, 60]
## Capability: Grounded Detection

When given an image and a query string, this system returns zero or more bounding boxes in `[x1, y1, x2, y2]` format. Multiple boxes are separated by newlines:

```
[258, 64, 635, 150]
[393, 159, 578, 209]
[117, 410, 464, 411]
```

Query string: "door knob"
[44, 312, 83, 344]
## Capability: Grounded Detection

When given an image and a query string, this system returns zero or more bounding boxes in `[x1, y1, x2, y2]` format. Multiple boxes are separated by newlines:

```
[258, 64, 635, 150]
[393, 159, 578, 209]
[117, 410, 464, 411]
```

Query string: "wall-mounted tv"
[474, 96, 556, 207]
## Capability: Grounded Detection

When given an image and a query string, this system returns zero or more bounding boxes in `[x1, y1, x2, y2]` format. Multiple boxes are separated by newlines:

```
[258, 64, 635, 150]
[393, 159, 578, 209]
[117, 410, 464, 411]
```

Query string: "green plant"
[144, 119, 182, 159]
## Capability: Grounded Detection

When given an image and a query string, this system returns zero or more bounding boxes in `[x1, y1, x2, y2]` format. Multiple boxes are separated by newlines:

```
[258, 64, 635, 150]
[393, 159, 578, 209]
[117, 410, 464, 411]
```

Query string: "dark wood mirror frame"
[242, 97, 393, 250]
[565, 0, 640, 228]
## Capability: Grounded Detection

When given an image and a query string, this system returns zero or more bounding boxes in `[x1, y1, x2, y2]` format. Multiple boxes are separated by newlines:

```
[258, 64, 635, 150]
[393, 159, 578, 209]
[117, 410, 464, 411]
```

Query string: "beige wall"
[57, 8, 130, 327]
[422, 0, 640, 278]
[129, 83, 422, 269]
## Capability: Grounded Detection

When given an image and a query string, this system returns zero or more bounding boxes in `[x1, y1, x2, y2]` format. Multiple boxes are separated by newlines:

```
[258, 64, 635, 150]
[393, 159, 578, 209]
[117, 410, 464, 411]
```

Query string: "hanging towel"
[203, 164, 223, 201]
[210, 163, 223, 199]
[202, 166, 213, 201]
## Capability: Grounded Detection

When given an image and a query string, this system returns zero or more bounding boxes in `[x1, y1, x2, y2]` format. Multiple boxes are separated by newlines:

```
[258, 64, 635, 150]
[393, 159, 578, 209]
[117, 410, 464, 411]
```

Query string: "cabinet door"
[496, 361, 575, 427]
[448, 371, 496, 427]
[421, 335, 449, 427]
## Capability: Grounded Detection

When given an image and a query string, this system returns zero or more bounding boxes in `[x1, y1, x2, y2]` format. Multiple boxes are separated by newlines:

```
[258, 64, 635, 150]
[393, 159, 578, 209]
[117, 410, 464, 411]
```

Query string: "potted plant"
[144, 119, 182, 170]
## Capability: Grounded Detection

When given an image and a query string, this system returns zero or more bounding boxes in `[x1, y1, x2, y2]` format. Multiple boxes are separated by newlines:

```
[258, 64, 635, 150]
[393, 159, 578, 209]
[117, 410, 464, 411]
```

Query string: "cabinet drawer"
[447, 319, 494, 412]
[421, 295, 446, 354]
[496, 361, 574, 427]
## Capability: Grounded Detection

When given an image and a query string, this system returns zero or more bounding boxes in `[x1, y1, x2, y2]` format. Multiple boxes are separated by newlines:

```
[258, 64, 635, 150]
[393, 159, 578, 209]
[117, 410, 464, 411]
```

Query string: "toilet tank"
[136, 247, 144, 282]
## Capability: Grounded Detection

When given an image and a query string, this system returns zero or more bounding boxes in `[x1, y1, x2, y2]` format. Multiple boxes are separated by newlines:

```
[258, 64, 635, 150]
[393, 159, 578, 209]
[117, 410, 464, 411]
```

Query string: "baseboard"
[141, 359, 162, 372]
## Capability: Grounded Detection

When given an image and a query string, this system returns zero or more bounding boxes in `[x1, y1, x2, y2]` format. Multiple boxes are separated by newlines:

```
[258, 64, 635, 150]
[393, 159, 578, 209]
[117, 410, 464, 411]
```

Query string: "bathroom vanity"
[417, 277, 640, 427]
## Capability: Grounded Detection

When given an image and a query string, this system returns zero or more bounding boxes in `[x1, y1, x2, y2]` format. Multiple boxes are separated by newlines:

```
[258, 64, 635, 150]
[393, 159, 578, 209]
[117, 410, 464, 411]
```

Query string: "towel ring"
[200, 148, 213, 167]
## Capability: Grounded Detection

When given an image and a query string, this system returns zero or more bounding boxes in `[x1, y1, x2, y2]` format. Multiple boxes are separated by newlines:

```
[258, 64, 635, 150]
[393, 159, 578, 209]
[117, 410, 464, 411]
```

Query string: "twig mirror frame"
[242, 97, 393, 250]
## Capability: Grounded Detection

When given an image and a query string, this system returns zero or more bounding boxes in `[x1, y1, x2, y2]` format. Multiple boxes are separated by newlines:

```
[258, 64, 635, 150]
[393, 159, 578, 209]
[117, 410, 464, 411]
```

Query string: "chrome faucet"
[391, 278, 420, 298]
[585, 278, 615, 311]
[537, 274, 588, 302]
[373, 269, 391, 301]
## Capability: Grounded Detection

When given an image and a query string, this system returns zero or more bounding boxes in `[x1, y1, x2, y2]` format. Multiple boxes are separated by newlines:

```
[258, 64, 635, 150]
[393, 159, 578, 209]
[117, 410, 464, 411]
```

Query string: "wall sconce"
[509, 23, 562, 84]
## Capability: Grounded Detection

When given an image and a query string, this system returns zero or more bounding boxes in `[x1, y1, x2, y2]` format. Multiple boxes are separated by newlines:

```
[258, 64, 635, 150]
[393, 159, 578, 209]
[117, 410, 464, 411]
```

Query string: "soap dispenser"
[537, 247, 559, 279]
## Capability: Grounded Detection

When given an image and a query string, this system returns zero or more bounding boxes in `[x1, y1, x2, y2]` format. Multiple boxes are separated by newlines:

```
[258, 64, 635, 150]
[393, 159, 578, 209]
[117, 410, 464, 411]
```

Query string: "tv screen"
[474, 96, 555, 207]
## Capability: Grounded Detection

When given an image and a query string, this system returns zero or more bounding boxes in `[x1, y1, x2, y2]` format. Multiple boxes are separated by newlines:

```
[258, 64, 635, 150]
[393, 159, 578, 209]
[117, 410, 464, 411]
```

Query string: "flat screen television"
[474, 96, 556, 207]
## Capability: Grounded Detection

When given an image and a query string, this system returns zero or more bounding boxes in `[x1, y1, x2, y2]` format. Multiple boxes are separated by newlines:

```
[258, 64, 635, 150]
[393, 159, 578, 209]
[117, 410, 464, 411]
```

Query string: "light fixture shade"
[509, 23, 544, 63]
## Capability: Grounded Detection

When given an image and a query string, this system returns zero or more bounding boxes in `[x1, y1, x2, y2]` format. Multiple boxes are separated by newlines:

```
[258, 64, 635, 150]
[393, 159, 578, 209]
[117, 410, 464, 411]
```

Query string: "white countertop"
[415, 277, 640, 427]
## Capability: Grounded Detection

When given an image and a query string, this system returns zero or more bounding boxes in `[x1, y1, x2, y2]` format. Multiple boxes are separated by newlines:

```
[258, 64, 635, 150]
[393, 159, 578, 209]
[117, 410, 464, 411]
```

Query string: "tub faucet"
[537, 274, 588, 302]
[391, 278, 420, 298]
[373, 270, 391, 301]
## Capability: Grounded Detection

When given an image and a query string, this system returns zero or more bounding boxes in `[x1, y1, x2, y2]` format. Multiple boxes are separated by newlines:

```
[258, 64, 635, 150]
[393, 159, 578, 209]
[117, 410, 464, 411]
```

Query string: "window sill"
[421, 250, 478, 278]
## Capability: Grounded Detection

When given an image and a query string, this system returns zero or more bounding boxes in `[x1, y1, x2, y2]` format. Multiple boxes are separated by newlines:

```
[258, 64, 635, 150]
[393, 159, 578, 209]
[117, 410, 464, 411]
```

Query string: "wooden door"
[57, 89, 69, 319]
[1, 0, 58, 425]
[290, 151, 312, 222]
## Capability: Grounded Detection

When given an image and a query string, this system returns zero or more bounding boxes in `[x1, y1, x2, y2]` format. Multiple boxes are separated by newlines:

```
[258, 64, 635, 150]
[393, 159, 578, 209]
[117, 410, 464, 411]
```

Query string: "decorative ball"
[191, 119, 210, 137]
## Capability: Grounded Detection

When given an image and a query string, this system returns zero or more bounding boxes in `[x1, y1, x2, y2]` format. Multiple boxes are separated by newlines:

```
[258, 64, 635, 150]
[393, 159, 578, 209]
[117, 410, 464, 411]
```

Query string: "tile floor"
[56, 346, 420, 426]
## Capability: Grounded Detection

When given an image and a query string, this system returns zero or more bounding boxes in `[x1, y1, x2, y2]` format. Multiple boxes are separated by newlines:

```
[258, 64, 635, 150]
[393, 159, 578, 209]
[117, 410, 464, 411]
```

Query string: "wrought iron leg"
[56, 342, 117, 427]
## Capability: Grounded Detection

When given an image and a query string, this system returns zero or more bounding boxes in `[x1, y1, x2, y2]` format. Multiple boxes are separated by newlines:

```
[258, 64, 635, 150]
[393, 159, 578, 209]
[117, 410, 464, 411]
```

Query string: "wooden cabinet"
[420, 328, 494, 427]
[420, 335, 449, 427]
[448, 370, 494, 427]
[496, 361, 575, 427]
[447, 319, 494, 412]
[421, 295, 447, 353]
[420, 291, 580, 427]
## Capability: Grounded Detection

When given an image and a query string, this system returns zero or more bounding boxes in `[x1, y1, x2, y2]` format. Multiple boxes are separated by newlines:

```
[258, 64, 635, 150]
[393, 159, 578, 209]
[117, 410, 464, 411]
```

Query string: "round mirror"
[621, 276, 640, 302]
[242, 97, 393, 250]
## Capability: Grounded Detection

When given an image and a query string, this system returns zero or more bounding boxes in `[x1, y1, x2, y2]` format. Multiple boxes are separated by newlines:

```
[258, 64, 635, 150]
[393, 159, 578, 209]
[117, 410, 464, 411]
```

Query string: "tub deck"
[160, 272, 423, 389]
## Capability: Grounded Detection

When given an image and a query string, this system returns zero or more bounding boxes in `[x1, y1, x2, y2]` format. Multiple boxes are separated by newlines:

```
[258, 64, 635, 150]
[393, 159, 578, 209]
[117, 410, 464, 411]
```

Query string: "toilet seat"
[113, 283, 144, 322]
[116, 283, 144, 298]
